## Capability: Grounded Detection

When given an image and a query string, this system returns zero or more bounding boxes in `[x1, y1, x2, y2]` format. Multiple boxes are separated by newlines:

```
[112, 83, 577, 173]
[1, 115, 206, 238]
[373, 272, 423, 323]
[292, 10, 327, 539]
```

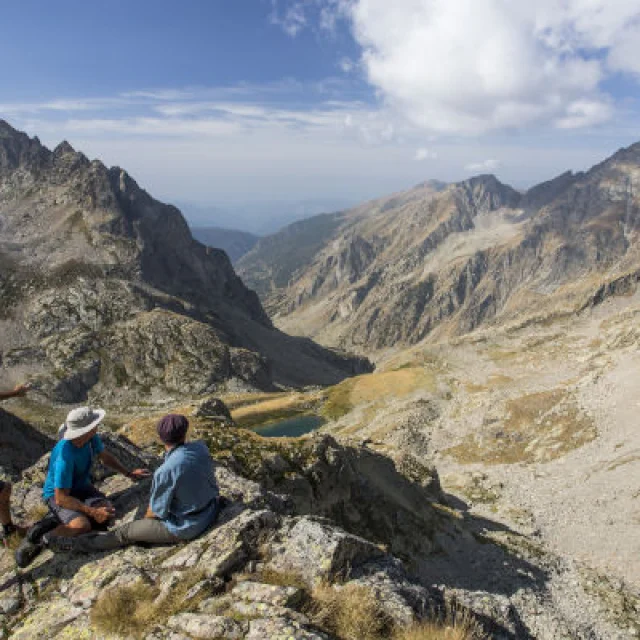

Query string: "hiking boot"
[14, 539, 43, 568]
[41, 533, 75, 553]
[25, 514, 59, 544]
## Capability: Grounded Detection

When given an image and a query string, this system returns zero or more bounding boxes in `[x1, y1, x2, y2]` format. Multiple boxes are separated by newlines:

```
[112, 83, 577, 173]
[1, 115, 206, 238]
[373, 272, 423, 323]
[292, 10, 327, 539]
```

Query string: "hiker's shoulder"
[186, 440, 210, 455]
[51, 438, 74, 459]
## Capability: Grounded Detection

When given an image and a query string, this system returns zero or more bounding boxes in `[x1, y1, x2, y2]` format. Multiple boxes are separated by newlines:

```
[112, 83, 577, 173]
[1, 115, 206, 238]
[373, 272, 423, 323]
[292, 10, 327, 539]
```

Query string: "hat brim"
[62, 409, 106, 440]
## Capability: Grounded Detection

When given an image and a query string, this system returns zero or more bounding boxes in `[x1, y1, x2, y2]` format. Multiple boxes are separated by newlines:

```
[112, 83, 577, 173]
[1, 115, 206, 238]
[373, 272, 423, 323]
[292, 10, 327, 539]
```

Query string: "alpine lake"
[254, 414, 325, 438]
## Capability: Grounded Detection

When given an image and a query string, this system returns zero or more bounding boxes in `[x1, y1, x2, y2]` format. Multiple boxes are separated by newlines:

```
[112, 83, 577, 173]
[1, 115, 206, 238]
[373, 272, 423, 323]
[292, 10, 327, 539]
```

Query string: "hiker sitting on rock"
[15, 407, 150, 566]
[45, 414, 221, 554]
[0, 383, 31, 542]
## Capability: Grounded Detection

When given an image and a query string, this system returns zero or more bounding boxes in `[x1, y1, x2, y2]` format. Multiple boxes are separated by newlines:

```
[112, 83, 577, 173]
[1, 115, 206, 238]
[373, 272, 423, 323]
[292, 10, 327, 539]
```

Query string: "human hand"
[129, 468, 152, 480]
[91, 505, 116, 524]
[12, 383, 31, 397]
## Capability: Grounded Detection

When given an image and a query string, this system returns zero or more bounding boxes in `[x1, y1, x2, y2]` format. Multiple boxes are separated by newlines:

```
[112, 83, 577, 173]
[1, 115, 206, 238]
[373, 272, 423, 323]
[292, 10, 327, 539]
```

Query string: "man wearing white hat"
[15, 407, 150, 567]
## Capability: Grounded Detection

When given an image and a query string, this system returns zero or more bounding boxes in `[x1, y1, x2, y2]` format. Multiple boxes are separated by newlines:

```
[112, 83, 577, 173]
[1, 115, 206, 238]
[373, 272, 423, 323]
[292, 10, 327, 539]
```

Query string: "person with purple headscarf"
[43, 414, 221, 554]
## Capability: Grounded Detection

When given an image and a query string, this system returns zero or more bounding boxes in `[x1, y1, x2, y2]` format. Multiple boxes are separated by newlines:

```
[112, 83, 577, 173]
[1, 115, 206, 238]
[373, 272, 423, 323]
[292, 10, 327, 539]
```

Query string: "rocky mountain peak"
[455, 174, 522, 211]
[0, 120, 50, 173]
[52, 140, 76, 156]
[0, 118, 20, 137]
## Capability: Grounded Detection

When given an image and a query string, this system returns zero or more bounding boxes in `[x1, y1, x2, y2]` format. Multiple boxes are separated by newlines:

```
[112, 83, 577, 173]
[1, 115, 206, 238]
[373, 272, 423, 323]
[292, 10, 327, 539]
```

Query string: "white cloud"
[554, 99, 614, 129]
[61, 117, 242, 138]
[6, 80, 638, 224]
[415, 147, 437, 160]
[326, 0, 640, 133]
[270, 1, 308, 37]
[465, 158, 500, 172]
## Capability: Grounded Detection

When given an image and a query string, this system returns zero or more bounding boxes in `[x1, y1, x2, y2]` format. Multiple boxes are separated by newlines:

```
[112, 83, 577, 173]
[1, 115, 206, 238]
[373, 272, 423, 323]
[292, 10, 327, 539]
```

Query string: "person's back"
[151, 440, 219, 540]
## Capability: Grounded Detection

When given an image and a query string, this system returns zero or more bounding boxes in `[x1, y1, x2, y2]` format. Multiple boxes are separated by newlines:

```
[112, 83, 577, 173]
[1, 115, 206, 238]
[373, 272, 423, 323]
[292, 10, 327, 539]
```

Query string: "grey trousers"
[70, 518, 179, 553]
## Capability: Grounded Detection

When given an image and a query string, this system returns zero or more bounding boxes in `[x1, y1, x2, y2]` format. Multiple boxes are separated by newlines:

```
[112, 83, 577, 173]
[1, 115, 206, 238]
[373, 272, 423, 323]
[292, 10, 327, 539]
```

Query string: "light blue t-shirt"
[43, 435, 104, 499]
[150, 440, 219, 540]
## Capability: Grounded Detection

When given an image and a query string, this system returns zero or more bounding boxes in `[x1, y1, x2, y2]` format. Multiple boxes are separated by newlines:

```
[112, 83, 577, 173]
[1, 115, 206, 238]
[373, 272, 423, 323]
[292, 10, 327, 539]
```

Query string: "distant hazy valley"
[190, 226, 260, 263]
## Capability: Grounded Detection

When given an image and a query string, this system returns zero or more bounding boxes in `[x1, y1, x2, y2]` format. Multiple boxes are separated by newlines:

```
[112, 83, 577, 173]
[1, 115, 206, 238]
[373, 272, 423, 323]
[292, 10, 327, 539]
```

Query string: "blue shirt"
[150, 441, 219, 540]
[43, 435, 104, 499]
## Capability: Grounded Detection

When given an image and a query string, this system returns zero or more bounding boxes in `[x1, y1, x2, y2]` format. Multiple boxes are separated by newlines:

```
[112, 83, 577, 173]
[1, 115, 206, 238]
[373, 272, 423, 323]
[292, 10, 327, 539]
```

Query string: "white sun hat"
[60, 407, 106, 441]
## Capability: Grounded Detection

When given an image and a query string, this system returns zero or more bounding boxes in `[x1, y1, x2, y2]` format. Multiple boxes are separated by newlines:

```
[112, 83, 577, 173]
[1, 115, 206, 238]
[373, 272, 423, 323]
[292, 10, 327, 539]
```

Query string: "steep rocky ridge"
[0, 408, 634, 639]
[238, 180, 448, 311]
[242, 144, 640, 351]
[0, 121, 370, 401]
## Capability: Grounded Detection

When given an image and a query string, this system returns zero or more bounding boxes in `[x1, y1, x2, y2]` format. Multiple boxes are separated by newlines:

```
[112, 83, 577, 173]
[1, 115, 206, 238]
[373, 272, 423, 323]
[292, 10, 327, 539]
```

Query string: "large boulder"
[264, 516, 385, 586]
[193, 397, 234, 423]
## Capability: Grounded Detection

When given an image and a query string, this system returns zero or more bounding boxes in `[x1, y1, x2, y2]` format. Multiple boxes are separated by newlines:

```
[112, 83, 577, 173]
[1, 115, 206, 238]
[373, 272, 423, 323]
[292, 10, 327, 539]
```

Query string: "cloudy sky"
[2, 0, 640, 230]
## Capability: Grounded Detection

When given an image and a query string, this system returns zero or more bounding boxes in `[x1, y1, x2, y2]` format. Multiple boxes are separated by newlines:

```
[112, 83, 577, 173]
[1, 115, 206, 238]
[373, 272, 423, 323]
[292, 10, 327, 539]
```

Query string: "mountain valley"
[1, 121, 639, 638]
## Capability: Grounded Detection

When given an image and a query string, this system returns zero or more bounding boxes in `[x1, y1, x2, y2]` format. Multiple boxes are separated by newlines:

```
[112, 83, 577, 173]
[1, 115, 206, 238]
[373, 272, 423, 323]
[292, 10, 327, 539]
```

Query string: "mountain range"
[0, 120, 370, 403]
[238, 149, 640, 351]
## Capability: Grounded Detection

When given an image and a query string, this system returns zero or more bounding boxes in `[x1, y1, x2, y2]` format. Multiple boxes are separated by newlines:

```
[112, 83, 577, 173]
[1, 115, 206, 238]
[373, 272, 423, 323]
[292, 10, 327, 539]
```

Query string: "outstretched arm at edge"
[98, 450, 150, 480]
[0, 384, 30, 401]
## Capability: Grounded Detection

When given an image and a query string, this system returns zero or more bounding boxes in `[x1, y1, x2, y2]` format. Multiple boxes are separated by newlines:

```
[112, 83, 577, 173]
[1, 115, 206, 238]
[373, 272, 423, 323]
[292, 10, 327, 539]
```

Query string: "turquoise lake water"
[255, 414, 325, 438]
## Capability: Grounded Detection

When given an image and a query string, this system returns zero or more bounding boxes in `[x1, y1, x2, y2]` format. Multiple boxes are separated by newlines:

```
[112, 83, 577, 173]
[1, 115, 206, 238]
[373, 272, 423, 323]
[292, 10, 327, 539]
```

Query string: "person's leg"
[46, 497, 93, 537]
[0, 481, 27, 539]
[114, 519, 179, 546]
[49, 515, 92, 538]
[0, 481, 12, 527]
[16, 500, 91, 566]
[46, 488, 112, 537]
[46, 518, 179, 553]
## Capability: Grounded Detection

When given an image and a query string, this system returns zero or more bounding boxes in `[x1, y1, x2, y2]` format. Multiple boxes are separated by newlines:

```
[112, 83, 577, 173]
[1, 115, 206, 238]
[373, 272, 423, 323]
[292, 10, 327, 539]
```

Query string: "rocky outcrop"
[243, 142, 640, 351]
[193, 397, 234, 423]
[0, 412, 633, 639]
[0, 120, 370, 400]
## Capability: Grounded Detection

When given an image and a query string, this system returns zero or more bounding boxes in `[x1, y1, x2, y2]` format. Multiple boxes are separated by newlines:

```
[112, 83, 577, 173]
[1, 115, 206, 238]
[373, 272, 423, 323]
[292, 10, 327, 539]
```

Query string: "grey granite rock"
[167, 613, 247, 639]
[265, 516, 385, 586]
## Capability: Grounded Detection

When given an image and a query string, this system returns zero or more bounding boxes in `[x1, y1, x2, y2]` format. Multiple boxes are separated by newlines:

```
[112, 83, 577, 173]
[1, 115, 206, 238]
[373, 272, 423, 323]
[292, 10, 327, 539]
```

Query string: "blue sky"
[2, 1, 640, 231]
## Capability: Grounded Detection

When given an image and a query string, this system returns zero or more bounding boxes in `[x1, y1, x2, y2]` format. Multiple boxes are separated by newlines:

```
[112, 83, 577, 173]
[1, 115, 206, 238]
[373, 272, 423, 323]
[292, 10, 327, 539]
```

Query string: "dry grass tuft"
[91, 570, 208, 637]
[91, 581, 159, 637]
[252, 567, 308, 591]
[306, 582, 483, 640]
[395, 607, 485, 640]
[308, 582, 393, 640]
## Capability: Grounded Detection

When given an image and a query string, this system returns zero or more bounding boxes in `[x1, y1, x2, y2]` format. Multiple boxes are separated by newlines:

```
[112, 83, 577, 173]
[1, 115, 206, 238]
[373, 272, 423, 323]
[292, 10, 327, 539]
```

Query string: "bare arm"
[97, 451, 151, 480]
[0, 384, 30, 401]
[98, 450, 130, 477]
